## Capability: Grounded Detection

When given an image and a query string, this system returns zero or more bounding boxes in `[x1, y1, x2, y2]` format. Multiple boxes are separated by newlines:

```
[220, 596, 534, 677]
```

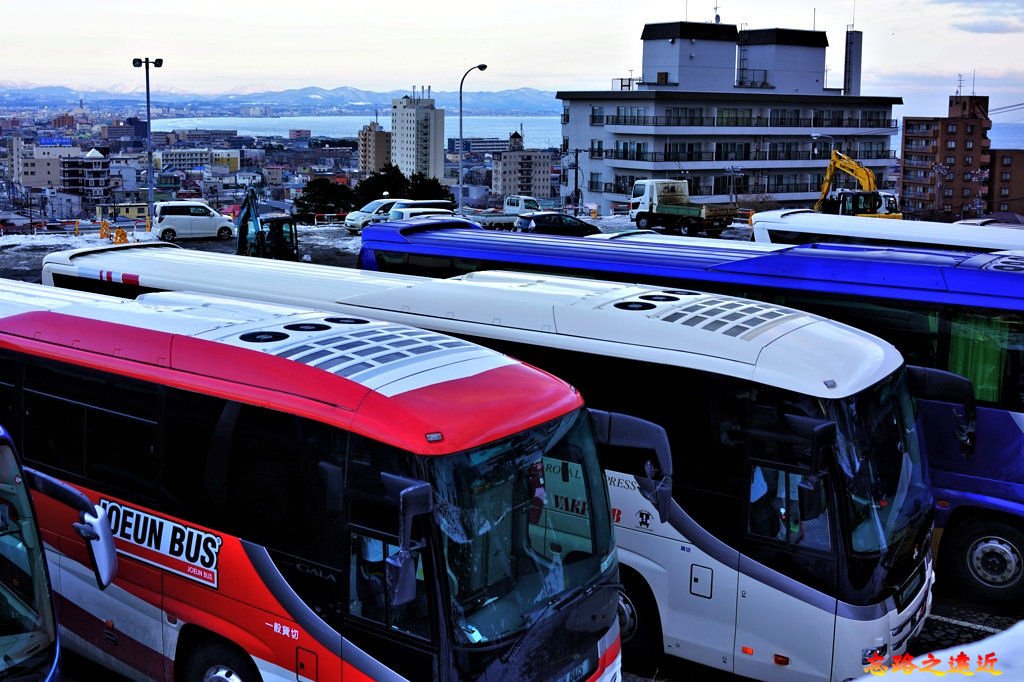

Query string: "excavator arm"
[813, 150, 878, 212]
[235, 188, 262, 256]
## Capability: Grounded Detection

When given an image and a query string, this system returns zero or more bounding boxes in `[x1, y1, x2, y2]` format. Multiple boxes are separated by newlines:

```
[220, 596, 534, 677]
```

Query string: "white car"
[344, 198, 405, 234]
[154, 201, 235, 242]
[386, 207, 455, 222]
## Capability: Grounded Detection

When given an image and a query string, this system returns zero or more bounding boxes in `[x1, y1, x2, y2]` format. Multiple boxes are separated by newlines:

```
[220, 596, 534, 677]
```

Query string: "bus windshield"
[0, 443, 56, 678]
[429, 408, 614, 645]
[831, 369, 930, 555]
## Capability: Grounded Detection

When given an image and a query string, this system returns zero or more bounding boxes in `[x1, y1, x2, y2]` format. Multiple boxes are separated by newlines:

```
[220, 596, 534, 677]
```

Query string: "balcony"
[590, 115, 897, 130]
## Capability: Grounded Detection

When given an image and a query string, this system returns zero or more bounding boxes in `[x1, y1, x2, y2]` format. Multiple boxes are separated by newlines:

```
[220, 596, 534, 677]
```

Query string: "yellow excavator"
[814, 150, 902, 219]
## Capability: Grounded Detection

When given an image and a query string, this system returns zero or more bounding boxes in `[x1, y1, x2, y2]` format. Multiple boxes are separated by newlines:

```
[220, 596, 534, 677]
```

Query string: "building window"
[656, 71, 669, 85]
[966, 124, 975, 133]
[943, 188, 953, 198]
[946, 140, 957, 149]
[1003, 156, 1013, 166]
[947, 123, 957, 133]
[1002, 171, 1011, 181]
[964, 155, 973, 166]
[963, 188, 972, 197]
[945, 155, 956, 165]
[1000, 203, 1009, 211]
[1001, 187, 1010, 197]
[965, 140, 974, 150]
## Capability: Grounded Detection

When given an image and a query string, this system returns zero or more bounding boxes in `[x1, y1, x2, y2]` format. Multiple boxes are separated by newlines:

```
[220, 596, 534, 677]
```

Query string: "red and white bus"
[0, 280, 637, 681]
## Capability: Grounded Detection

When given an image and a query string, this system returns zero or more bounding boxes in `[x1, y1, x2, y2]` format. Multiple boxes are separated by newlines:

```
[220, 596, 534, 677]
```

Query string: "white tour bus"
[42, 243, 952, 682]
[751, 208, 1024, 252]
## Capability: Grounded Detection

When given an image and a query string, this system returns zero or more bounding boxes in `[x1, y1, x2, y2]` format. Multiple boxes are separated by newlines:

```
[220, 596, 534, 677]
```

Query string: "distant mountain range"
[0, 84, 562, 116]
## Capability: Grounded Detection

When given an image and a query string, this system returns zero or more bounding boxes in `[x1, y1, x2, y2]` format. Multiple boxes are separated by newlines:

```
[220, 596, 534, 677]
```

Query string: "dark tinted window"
[159, 205, 191, 217]
[21, 359, 159, 501]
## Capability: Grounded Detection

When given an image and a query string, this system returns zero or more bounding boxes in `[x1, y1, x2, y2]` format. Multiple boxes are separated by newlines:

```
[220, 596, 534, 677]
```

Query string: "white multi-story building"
[492, 132, 554, 198]
[390, 95, 445, 180]
[557, 21, 901, 213]
[8, 137, 80, 190]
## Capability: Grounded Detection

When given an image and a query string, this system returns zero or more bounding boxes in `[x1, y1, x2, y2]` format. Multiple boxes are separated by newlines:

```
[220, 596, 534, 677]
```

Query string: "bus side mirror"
[589, 409, 673, 524]
[24, 467, 118, 590]
[797, 476, 825, 522]
[381, 474, 433, 607]
[75, 505, 117, 590]
[907, 366, 976, 458]
[783, 414, 836, 473]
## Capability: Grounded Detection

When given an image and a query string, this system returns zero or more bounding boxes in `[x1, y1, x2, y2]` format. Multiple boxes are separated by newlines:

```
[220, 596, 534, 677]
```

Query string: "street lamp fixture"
[458, 63, 487, 215]
[133, 57, 163, 227]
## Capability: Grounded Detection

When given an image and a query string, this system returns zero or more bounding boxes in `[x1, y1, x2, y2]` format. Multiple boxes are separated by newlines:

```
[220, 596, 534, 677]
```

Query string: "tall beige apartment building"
[357, 121, 392, 174]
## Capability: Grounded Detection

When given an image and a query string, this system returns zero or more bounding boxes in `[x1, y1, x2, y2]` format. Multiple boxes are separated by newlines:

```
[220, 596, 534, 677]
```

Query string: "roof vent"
[640, 294, 680, 302]
[615, 301, 658, 311]
[284, 323, 332, 332]
[325, 317, 370, 324]
[240, 331, 290, 343]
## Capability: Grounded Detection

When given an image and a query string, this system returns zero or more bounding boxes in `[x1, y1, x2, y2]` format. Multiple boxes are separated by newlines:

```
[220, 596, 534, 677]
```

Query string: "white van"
[153, 201, 235, 242]
[387, 207, 455, 222]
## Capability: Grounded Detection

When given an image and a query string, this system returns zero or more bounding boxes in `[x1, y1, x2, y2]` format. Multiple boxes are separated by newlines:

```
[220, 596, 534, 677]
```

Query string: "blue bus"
[359, 218, 1024, 604]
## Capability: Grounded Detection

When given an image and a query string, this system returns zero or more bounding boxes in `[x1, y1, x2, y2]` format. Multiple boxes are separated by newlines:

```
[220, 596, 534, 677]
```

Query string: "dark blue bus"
[360, 218, 1024, 604]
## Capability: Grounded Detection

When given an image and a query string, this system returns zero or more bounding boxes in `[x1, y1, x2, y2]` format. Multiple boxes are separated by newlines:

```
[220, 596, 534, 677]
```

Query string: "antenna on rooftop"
[956, 73, 964, 97]
[972, 69, 976, 96]
[714, 1, 720, 23]
[852, 0, 856, 28]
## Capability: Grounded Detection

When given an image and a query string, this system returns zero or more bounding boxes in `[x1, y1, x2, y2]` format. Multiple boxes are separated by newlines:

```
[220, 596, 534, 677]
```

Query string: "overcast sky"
[2, 0, 1022, 119]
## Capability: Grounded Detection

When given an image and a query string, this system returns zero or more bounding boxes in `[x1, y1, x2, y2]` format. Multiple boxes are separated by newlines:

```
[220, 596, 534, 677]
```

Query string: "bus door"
[343, 452, 439, 681]
[20, 362, 168, 679]
[733, 417, 839, 682]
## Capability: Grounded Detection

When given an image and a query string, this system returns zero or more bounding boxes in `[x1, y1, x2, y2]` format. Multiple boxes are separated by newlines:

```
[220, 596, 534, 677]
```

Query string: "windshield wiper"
[500, 580, 621, 665]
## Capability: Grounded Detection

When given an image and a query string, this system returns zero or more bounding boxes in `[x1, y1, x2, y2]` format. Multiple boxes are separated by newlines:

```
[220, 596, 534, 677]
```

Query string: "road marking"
[928, 614, 1004, 635]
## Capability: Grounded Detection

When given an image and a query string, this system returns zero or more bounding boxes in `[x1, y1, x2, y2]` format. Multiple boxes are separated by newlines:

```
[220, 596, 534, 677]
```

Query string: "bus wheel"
[182, 641, 260, 682]
[636, 214, 654, 230]
[618, 570, 664, 674]
[948, 518, 1024, 603]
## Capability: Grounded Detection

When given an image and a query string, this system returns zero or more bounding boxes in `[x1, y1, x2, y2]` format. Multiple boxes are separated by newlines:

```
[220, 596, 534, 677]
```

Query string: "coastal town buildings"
[491, 132, 554, 198]
[990, 149, 1024, 215]
[900, 95, 992, 220]
[557, 21, 900, 214]
[357, 121, 391, 174]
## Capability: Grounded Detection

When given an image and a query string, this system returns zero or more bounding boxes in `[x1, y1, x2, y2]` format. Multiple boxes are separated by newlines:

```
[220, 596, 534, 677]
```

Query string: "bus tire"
[181, 641, 261, 682]
[160, 228, 177, 242]
[946, 517, 1024, 603]
[636, 214, 654, 230]
[618, 567, 664, 674]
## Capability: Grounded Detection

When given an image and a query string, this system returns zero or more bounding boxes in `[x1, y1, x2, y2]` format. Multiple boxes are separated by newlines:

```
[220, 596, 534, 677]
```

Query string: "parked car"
[344, 198, 405, 234]
[154, 201, 235, 242]
[511, 211, 601, 237]
[374, 199, 454, 223]
[387, 207, 455, 222]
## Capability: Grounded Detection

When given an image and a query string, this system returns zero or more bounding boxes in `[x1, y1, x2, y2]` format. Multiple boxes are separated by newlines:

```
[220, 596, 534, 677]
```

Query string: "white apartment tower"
[557, 21, 900, 214]
[390, 94, 445, 180]
[357, 121, 392, 174]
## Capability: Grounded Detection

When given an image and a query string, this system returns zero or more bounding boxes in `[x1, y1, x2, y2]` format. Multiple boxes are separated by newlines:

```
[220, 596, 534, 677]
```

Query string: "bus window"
[749, 466, 830, 551]
[348, 532, 430, 639]
[948, 311, 1024, 409]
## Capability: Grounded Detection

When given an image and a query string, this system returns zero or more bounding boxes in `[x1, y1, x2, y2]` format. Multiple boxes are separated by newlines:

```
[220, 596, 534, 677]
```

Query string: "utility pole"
[572, 148, 581, 216]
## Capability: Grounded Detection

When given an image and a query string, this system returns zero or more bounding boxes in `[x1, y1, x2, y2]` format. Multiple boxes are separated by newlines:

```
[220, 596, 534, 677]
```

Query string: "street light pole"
[133, 57, 163, 227]
[458, 63, 487, 215]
